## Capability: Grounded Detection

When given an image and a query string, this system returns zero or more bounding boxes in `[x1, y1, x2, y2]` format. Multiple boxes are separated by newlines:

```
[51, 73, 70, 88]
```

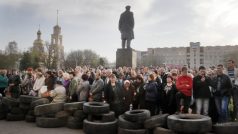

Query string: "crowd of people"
[0, 59, 237, 123]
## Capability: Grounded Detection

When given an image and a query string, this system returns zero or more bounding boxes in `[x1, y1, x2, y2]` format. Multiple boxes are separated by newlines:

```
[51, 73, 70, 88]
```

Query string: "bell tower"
[49, 10, 64, 70]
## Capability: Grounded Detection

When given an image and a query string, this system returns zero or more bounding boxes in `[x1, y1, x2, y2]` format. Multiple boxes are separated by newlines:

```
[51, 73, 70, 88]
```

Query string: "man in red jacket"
[176, 66, 193, 113]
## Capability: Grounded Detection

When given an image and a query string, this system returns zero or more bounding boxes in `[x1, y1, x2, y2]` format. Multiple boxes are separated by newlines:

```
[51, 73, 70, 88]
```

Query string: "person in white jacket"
[29, 71, 45, 97]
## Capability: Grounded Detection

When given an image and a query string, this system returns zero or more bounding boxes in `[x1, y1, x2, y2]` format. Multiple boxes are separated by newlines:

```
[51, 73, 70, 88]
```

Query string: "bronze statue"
[119, 5, 134, 49]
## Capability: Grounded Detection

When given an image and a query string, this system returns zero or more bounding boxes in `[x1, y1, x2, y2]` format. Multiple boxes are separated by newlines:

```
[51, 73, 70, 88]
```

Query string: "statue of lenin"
[119, 5, 134, 49]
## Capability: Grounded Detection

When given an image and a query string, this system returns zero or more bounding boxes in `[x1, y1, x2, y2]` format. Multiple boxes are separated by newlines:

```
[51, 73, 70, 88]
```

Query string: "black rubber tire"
[27, 110, 35, 116]
[64, 102, 84, 112]
[67, 116, 83, 129]
[10, 107, 24, 115]
[31, 98, 50, 109]
[36, 117, 66, 128]
[34, 103, 64, 116]
[88, 111, 115, 122]
[118, 127, 148, 134]
[0, 103, 6, 113]
[83, 102, 110, 115]
[124, 109, 151, 123]
[101, 111, 115, 122]
[0, 112, 6, 120]
[55, 111, 70, 120]
[19, 95, 40, 104]
[118, 114, 144, 129]
[167, 114, 212, 134]
[2, 97, 19, 107]
[41, 113, 56, 118]
[25, 115, 36, 122]
[213, 122, 238, 134]
[153, 127, 175, 134]
[83, 119, 118, 134]
[73, 110, 87, 121]
[19, 103, 31, 110]
[6, 113, 25, 121]
[144, 114, 169, 129]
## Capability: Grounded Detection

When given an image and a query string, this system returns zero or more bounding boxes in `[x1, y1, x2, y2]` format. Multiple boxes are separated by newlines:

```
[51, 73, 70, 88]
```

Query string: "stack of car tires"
[83, 102, 118, 134]
[18, 95, 40, 122]
[26, 98, 50, 122]
[1, 97, 25, 121]
[34, 102, 66, 128]
[118, 109, 150, 134]
[64, 102, 86, 129]
[0, 100, 7, 120]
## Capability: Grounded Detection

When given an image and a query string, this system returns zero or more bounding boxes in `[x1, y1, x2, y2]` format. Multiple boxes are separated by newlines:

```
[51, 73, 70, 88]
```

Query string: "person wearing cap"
[104, 74, 125, 117]
[176, 66, 193, 113]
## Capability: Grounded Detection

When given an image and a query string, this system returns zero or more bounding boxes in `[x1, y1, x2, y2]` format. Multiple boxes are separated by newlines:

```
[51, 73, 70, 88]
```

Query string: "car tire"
[213, 122, 238, 134]
[25, 115, 36, 122]
[64, 102, 84, 112]
[34, 103, 64, 116]
[167, 114, 212, 134]
[118, 114, 144, 129]
[118, 127, 148, 134]
[124, 109, 151, 123]
[144, 114, 169, 129]
[67, 116, 83, 129]
[83, 102, 110, 115]
[73, 110, 87, 121]
[31, 98, 50, 109]
[83, 119, 118, 134]
[36, 117, 66, 128]
[153, 127, 175, 134]
[19, 95, 40, 104]
[6, 113, 25, 121]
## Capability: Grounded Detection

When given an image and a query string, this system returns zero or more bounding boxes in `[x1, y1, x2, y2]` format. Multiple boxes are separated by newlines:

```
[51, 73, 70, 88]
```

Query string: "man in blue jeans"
[225, 60, 238, 121]
[212, 64, 232, 123]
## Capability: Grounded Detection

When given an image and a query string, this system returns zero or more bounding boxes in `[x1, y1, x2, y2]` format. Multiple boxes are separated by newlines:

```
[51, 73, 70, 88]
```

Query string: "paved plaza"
[0, 120, 84, 134]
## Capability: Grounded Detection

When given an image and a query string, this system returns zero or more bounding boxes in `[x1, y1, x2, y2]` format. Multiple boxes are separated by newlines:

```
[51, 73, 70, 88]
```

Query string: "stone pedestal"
[116, 48, 137, 68]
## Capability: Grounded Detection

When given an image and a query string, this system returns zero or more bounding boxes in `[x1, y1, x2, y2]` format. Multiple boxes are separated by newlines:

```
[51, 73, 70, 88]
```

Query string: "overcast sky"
[1, 0, 238, 62]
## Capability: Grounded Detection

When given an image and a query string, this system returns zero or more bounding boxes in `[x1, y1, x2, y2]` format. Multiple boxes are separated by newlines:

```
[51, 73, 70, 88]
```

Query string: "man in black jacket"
[212, 64, 232, 122]
[193, 66, 212, 115]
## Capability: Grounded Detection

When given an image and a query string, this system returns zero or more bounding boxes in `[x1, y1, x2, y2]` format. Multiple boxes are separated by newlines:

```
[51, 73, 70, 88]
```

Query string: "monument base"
[116, 48, 137, 68]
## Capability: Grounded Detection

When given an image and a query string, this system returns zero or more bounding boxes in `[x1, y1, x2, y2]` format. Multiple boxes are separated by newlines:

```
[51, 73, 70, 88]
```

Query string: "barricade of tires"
[0, 95, 41, 121]
[83, 102, 118, 134]
[118, 109, 150, 134]
[34, 102, 66, 128]
[64, 102, 86, 129]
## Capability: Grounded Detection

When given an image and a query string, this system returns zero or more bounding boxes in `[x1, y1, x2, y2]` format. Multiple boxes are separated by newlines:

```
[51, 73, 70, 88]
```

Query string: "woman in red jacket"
[176, 66, 193, 113]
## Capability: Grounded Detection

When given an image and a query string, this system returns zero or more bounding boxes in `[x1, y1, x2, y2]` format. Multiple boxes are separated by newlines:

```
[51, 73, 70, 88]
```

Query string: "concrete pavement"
[0, 120, 85, 134]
